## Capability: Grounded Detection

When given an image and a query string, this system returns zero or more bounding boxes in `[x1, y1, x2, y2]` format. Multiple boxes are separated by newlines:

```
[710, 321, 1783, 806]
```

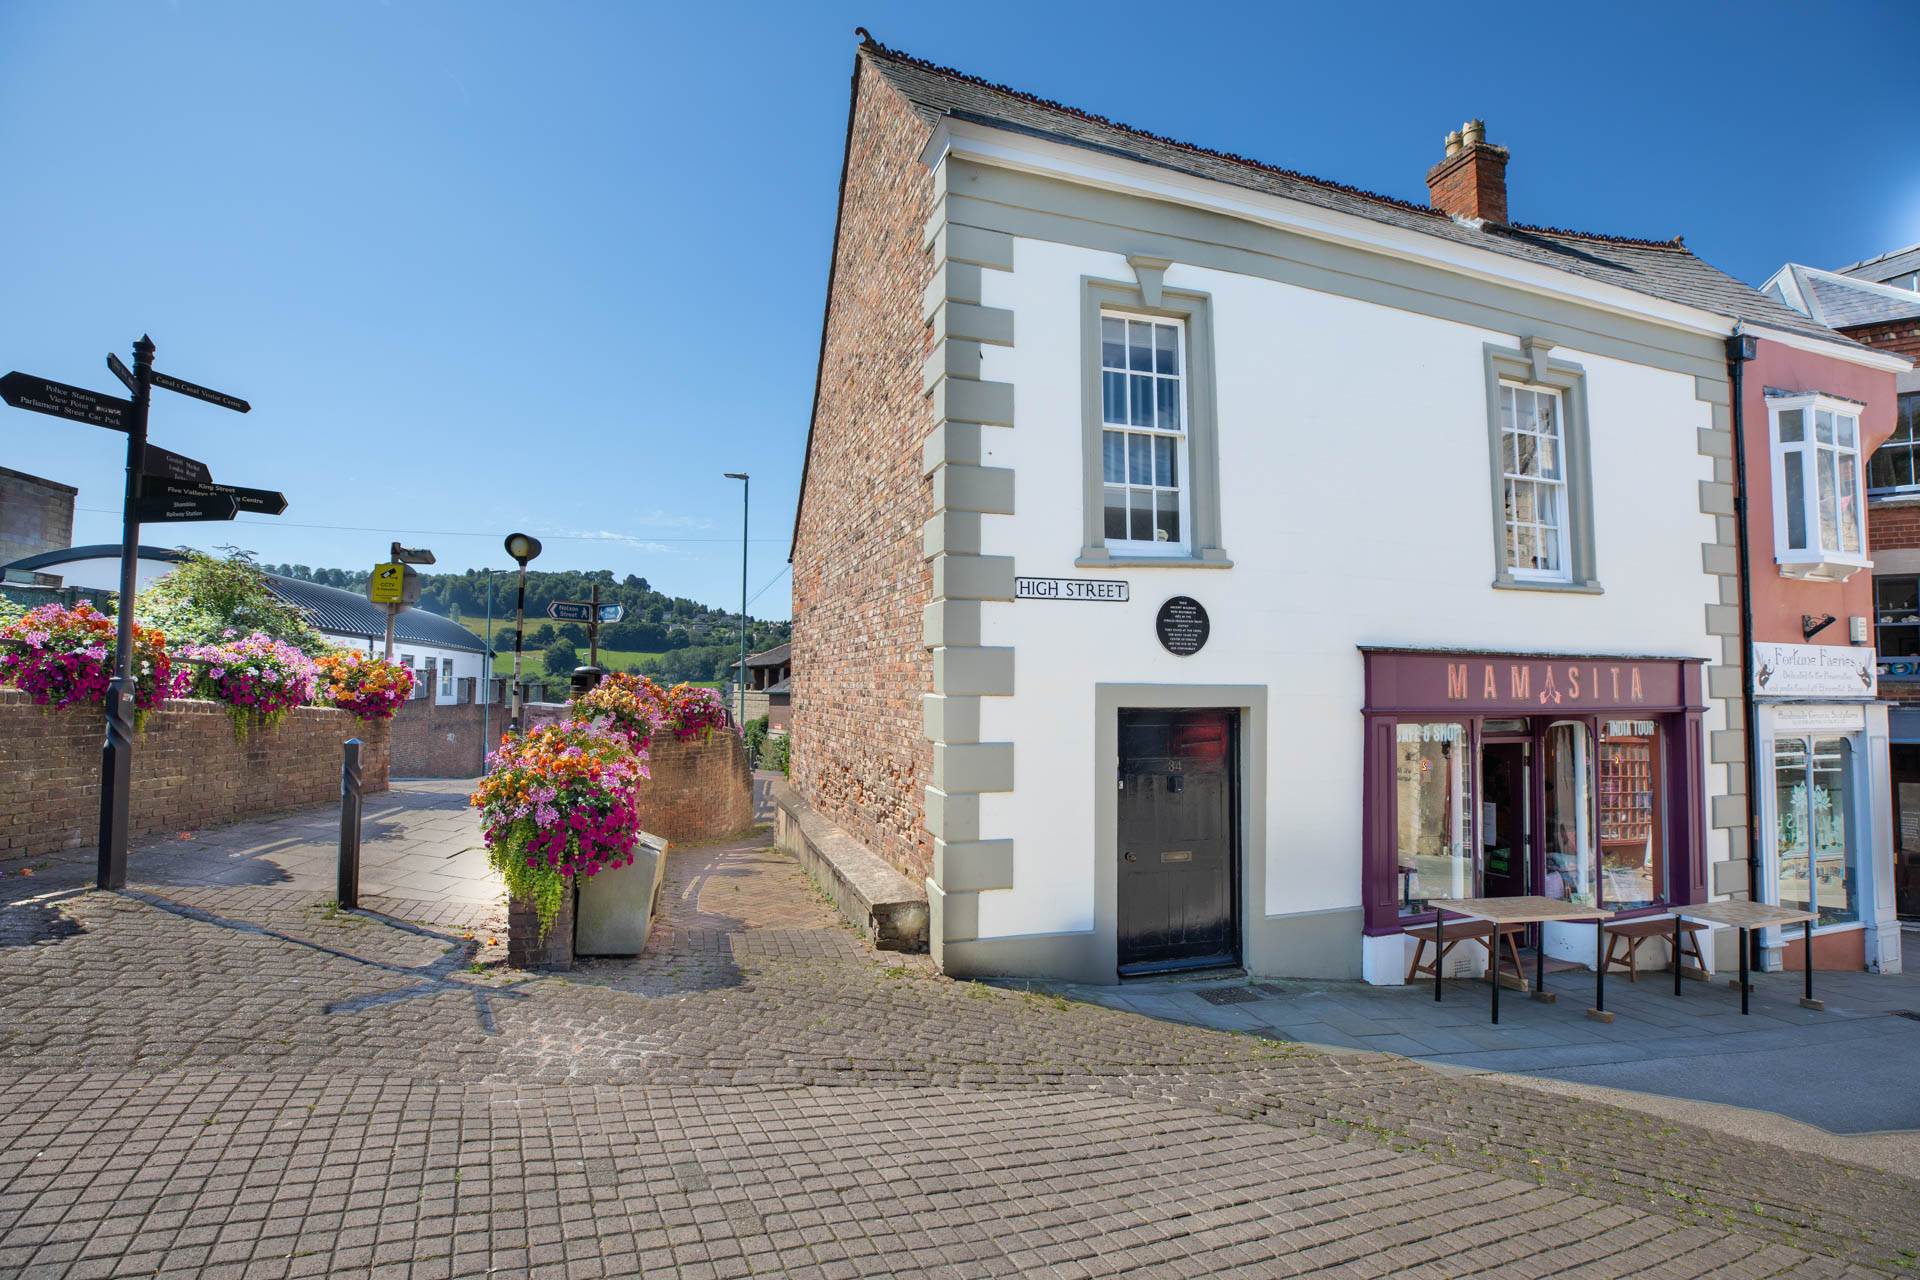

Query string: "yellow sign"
[369, 562, 405, 604]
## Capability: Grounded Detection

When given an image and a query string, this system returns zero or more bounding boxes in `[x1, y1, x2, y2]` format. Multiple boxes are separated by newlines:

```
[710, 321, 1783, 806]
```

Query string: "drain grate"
[1893, 1010, 1920, 1022]
[1198, 986, 1260, 1006]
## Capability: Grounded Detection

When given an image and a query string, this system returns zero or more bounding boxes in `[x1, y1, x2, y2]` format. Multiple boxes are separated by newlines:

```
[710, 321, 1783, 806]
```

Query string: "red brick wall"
[390, 696, 491, 778]
[1841, 318, 1920, 360]
[1425, 147, 1508, 225]
[789, 57, 938, 883]
[520, 703, 755, 842]
[0, 691, 389, 859]
[1870, 501, 1920, 554]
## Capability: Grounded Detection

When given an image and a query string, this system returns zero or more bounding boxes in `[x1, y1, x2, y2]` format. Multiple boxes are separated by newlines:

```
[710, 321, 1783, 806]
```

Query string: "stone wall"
[390, 694, 492, 779]
[788, 57, 938, 883]
[521, 702, 755, 842]
[0, 466, 77, 573]
[0, 691, 389, 859]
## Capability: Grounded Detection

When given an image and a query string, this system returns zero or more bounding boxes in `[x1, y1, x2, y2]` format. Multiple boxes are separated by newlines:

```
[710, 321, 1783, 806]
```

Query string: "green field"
[457, 617, 724, 686]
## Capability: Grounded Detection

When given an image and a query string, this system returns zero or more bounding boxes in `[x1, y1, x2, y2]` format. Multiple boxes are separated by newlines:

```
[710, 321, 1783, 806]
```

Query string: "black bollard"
[338, 739, 363, 909]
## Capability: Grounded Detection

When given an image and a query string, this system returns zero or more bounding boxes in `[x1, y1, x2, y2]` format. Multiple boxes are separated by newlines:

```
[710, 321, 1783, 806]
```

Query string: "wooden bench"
[1404, 920, 1528, 987]
[1603, 916, 1706, 982]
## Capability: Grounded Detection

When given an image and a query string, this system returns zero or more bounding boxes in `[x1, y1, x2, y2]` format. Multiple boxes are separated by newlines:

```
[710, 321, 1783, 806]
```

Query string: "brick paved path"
[3, 796, 1919, 1276]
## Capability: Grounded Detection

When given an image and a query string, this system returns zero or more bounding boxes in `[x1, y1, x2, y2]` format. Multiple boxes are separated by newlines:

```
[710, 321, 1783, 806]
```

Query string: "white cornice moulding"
[935, 119, 1904, 371]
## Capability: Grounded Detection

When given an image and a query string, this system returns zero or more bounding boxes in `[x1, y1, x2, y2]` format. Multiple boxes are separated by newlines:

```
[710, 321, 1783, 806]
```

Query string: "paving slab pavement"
[2, 787, 1919, 1276]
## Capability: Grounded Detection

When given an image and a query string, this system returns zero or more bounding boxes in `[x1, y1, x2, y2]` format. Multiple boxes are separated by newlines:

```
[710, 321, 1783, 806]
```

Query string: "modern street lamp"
[504, 532, 542, 734]
[724, 472, 749, 729]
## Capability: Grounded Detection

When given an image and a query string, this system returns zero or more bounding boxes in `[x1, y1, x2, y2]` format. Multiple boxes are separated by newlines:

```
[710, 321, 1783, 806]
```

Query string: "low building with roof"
[1, 544, 492, 706]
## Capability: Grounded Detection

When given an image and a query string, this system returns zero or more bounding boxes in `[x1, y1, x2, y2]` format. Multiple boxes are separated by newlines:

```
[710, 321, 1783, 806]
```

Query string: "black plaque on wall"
[1155, 596, 1210, 656]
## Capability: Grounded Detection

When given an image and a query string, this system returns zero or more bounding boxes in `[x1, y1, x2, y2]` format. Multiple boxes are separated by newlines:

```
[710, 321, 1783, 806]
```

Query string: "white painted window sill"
[1490, 577, 1604, 595]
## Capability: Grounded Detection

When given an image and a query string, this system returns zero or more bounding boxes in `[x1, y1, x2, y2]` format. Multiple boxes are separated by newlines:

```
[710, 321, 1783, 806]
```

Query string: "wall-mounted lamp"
[1802, 613, 1836, 641]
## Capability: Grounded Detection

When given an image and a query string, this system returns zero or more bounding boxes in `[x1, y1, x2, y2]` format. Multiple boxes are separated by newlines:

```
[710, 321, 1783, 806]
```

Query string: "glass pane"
[1153, 435, 1174, 487]
[1103, 486, 1126, 540]
[1127, 321, 1152, 371]
[1543, 722, 1595, 906]
[1128, 434, 1150, 485]
[1816, 410, 1835, 444]
[1101, 317, 1125, 370]
[1102, 431, 1125, 483]
[1808, 737, 1858, 925]
[1512, 523, 1537, 570]
[1599, 722, 1662, 909]
[1128, 492, 1152, 542]
[1129, 375, 1152, 427]
[1538, 526, 1562, 572]
[1154, 490, 1180, 544]
[1878, 576, 1920, 614]
[1784, 452, 1807, 549]
[1778, 408, 1804, 443]
[1504, 431, 1519, 474]
[1837, 415, 1856, 448]
[1102, 372, 1126, 426]
[1538, 430, 1561, 480]
[1775, 738, 1810, 918]
[1818, 450, 1840, 551]
[1870, 448, 1901, 492]
[1536, 482, 1562, 529]
[1500, 387, 1516, 436]
[1839, 457, 1861, 553]
[1155, 377, 1180, 431]
[1394, 722, 1469, 915]
[1515, 389, 1539, 435]
[1154, 324, 1178, 375]
[1516, 433, 1537, 477]
[1512, 479, 1536, 523]
[1536, 393, 1558, 444]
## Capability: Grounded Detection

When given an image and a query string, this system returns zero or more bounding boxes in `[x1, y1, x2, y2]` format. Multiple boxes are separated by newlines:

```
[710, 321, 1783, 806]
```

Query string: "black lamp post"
[504, 532, 542, 734]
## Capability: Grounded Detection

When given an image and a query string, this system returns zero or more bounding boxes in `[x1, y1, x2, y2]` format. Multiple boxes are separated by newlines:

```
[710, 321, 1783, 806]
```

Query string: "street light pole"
[725, 472, 749, 728]
[503, 533, 542, 735]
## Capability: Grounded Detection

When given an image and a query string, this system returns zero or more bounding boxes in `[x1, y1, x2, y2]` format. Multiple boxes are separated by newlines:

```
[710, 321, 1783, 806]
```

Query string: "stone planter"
[507, 886, 576, 971]
[574, 833, 669, 957]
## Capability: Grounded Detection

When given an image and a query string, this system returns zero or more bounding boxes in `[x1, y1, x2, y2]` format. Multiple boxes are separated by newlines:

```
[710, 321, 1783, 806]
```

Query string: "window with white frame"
[1498, 382, 1571, 580]
[1770, 394, 1866, 576]
[440, 657, 454, 698]
[1099, 313, 1189, 552]
[1867, 393, 1920, 494]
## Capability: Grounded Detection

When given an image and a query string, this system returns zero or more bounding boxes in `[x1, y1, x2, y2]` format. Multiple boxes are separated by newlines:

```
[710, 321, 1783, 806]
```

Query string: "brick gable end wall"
[789, 64, 937, 882]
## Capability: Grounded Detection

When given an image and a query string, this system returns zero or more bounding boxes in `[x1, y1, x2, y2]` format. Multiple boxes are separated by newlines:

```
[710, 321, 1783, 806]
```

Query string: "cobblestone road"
[3, 796, 1918, 1277]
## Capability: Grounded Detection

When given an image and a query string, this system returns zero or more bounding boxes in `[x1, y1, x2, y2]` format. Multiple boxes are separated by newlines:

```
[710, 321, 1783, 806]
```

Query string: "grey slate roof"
[1837, 243, 1920, 285]
[861, 41, 1847, 345]
[263, 574, 490, 654]
[1769, 264, 1920, 330]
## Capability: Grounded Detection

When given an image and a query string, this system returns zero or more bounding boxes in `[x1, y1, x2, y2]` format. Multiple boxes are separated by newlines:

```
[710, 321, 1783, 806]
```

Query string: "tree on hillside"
[542, 641, 580, 675]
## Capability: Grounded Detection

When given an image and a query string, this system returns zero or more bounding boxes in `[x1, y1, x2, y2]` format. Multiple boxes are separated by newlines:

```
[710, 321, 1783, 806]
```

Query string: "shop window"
[1774, 736, 1860, 926]
[1769, 393, 1867, 580]
[1394, 722, 1469, 915]
[1542, 721, 1595, 906]
[1891, 744, 1920, 920]
[1599, 720, 1663, 909]
[1876, 577, 1920, 677]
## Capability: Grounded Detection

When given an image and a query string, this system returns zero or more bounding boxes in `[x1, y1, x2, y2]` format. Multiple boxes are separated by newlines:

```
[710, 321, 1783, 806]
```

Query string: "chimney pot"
[1426, 119, 1508, 225]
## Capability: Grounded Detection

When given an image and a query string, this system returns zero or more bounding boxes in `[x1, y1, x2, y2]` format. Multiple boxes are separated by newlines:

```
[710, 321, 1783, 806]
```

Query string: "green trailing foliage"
[743, 714, 770, 764]
[137, 548, 327, 651]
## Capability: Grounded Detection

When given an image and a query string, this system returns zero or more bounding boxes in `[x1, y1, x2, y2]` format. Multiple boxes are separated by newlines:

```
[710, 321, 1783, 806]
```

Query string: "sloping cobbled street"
[2, 792, 1918, 1277]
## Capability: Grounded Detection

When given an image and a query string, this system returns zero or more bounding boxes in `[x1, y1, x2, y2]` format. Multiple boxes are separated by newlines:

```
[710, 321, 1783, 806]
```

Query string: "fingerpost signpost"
[0, 336, 287, 890]
[547, 586, 622, 673]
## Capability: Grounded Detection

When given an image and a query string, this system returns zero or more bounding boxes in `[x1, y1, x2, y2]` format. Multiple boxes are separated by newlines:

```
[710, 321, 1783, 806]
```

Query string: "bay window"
[1771, 393, 1868, 580]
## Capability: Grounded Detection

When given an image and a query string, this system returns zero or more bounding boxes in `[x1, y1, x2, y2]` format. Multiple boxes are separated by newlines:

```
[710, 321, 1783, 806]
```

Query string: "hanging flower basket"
[0, 601, 184, 730]
[176, 630, 318, 741]
[314, 650, 415, 720]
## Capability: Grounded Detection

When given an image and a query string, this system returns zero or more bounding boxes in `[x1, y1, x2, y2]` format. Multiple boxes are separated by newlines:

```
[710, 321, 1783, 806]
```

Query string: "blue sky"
[4, 2, 1915, 620]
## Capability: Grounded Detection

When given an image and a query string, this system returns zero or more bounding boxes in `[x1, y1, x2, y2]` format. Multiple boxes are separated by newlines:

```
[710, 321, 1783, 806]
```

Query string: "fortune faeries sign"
[1752, 641, 1877, 700]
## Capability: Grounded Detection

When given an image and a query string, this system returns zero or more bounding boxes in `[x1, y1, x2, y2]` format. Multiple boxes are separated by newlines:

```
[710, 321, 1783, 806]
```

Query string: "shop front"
[1751, 641, 1899, 972]
[1360, 648, 1707, 984]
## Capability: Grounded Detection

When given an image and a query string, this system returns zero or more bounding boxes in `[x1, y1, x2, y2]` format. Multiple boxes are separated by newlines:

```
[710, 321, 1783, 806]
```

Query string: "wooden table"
[1429, 897, 1615, 1025]
[1667, 900, 1822, 1015]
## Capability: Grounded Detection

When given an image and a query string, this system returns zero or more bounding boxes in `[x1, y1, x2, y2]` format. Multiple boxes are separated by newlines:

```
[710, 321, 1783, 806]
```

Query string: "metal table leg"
[1588, 919, 1612, 1022]
[1800, 919, 1824, 1011]
[1738, 926, 1750, 1015]
[1434, 913, 1444, 1003]
[1491, 928, 1500, 1025]
[1534, 927, 1549, 1002]
[1673, 915, 1683, 998]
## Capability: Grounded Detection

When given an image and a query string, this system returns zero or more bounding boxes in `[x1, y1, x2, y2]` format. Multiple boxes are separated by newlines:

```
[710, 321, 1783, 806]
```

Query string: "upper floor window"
[440, 658, 454, 697]
[1770, 393, 1866, 579]
[1867, 392, 1920, 495]
[1876, 576, 1920, 660]
[1100, 313, 1189, 554]
[1499, 383, 1571, 581]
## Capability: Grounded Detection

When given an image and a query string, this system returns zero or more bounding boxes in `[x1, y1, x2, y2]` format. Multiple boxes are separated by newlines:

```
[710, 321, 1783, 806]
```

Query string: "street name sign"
[0, 372, 131, 431]
[133, 490, 238, 523]
[151, 370, 250, 414]
[106, 353, 136, 392]
[369, 563, 405, 604]
[597, 604, 624, 623]
[137, 477, 286, 516]
[1014, 576, 1129, 602]
[547, 601, 594, 622]
[140, 443, 213, 486]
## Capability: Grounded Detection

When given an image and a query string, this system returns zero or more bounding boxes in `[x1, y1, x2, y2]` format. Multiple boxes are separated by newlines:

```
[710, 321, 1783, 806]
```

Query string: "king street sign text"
[0, 372, 131, 431]
[1014, 576, 1129, 602]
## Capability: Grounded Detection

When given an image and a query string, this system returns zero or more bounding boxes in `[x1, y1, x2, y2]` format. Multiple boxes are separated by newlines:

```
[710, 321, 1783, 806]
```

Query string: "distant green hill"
[264, 564, 786, 684]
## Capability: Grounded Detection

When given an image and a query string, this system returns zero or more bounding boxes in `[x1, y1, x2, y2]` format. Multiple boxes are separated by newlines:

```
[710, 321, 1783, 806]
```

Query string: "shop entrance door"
[1481, 739, 1530, 898]
[1117, 709, 1238, 975]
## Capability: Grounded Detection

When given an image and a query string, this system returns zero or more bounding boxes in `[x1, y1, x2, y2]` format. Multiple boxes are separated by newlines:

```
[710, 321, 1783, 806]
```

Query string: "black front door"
[1117, 708, 1238, 975]
[1482, 739, 1530, 898]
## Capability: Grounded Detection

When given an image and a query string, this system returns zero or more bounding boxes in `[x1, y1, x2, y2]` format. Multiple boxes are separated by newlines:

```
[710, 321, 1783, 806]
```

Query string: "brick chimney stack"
[1426, 119, 1509, 225]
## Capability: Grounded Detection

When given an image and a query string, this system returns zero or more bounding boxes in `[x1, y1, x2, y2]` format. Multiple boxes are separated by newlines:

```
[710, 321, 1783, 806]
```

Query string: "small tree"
[137, 548, 326, 651]
[542, 640, 580, 675]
